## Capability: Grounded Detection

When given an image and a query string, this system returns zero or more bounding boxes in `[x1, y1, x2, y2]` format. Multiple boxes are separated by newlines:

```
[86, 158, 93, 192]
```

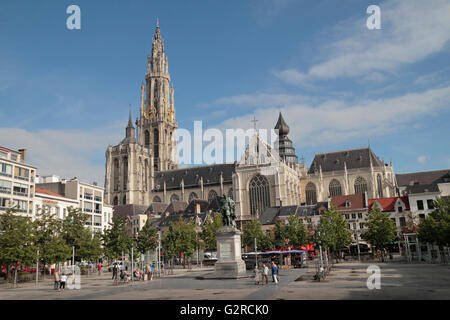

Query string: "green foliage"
[418, 197, 450, 247]
[34, 208, 71, 265]
[242, 219, 273, 251]
[200, 214, 223, 250]
[314, 205, 352, 252]
[0, 208, 37, 268]
[273, 215, 307, 249]
[162, 218, 198, 259]
[361, 206, 397, 249]
[135, 219, 158, 255]
[102, 216, 132, 260]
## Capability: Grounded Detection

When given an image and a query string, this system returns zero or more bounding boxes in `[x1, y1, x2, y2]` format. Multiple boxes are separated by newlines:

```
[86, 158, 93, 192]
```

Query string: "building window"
[153, 196, 161, 203]
[208, 190, 218, 204]
[417, 200, 424, 210]
[0, 163, 12, 177]
[0, 179, 12, 194]
[427, 199, 434, 210]
[123, 157, 128, 190]
[399, 217, 406, 227]
[113, 158, 119, 191]
[145, 130, 150, 147]
[345, 214, 349, 220]
[170, 194, 179, 202]
[359, 223, 364, 229]
[122, 195, 126, 205]
[358, 213, 363, 219]
[113, 196, 118, 205]
[398, 206, 403, 213]
[351, 213, 356, 219]
[419, 214, 425, 220]
[354, 176, 368, 195]
[329, 179, 342, 197]
[249, 174, 270, 217]
[377, 174, 383, 198]
[305, 182, 317, 205]
[188, 192, 198, 202]
[391, 218, 396, 226]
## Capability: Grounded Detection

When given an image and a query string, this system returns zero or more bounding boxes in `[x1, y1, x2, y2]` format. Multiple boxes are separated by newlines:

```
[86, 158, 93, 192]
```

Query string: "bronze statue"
[218, 194, 236, 228]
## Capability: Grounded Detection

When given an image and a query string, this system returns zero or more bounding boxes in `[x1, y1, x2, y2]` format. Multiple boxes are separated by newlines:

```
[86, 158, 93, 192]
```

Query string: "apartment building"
[36, 176, 113, 234]
[0, 147, 36, 217]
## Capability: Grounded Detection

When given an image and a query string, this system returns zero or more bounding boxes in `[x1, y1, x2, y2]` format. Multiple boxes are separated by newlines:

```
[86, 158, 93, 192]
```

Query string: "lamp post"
[36, 249, 39, 286]
[255, 237, 258, 268]
[355, 231, 361, 262]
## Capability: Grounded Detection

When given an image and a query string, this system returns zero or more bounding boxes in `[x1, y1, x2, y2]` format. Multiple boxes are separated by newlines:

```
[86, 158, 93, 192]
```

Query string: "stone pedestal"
[212, 227, 247, 279]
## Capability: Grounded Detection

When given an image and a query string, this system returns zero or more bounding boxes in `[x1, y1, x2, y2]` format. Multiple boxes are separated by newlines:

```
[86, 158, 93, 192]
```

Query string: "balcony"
[84, 195, 93, 200]
[14, 176, 29, 182]
[0, 172, 12, 178]
[13, 191, 28, 197]
[84, 208, 92, 213]
[94, 196, 102, 202]
[94, 210, 101, 214]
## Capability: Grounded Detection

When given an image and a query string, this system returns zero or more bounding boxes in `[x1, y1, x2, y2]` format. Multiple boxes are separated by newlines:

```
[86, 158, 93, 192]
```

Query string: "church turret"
[274, 112, 298, 165]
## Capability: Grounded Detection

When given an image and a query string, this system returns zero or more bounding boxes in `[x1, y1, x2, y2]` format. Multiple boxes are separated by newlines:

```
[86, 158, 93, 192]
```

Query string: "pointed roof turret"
[122, 108, 136, 144]
[275, 112, 290, 136]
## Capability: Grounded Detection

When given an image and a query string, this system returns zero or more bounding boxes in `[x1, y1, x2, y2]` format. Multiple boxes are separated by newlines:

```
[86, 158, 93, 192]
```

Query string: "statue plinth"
[212, 226, 247, 278]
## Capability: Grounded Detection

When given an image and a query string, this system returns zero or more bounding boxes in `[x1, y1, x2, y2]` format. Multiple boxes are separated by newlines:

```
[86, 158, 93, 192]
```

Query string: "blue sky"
[1, 0, 449, 185]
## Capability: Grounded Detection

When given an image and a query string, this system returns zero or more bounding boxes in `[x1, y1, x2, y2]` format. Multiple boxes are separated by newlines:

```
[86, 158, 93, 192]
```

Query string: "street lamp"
[354, 230, 361, 262]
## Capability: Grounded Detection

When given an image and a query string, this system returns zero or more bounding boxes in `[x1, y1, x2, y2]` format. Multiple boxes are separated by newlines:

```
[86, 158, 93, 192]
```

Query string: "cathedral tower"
[275, 112, 298, 165]
[137, 21, 178, 172]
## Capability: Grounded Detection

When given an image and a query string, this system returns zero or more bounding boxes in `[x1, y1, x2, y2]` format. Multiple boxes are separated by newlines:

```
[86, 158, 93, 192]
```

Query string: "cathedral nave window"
[305, 182, 317, 205]
[354, 176, 368, 195]
[249, 174, 270, 217]
[329, 179, 342, 197]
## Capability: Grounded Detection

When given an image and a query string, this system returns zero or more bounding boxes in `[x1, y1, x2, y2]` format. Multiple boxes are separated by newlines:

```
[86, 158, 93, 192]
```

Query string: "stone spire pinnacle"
[127, 106, 133, 128]
[275, 112, 289, 136]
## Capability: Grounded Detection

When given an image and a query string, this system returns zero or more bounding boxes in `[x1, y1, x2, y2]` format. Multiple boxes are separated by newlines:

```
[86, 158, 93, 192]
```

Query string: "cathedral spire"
[274, 112, 298, 165]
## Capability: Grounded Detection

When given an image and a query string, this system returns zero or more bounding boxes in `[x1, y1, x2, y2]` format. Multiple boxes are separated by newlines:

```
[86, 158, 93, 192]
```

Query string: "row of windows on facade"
[305, 175, 384, 205]
[1, 162, 34, 181]
[0, 197, 30, 213]
[0, 179, 30, 197]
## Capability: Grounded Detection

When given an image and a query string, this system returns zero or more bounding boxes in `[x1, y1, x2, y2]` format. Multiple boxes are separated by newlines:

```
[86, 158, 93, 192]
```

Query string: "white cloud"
[0, 127, 123, 187]
[214, 86, 450, 148]
[274, 0, 450, 84]
[417, 156, 428, 164]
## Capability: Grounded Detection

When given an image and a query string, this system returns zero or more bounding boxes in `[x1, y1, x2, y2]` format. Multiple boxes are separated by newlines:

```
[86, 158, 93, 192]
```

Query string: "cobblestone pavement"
[1, 262, 449, 300]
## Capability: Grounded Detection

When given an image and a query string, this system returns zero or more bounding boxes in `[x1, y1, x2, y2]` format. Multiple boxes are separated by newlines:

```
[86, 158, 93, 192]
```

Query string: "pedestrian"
[59, 273, 67, 291]
[112, 263, 118, 280]
[161, 261, 165, 275]
[54, 269, 60, 291]
[253, 266, 260, 285]
[271, 261, 279, 284]
[120, 269, 125, 283]
[97, 263, 102, 276]
[262, 264, 269, 285]
[150, 263, 154, 280]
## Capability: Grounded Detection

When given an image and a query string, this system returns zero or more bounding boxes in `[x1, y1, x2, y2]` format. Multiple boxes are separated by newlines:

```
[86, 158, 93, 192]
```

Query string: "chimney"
[195, 202, 201, 214]
[18, 149, 26, 162]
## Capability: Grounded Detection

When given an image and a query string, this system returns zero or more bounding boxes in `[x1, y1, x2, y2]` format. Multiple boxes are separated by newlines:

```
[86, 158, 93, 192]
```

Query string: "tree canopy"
[361, 205, 397, 250]
[242, 219, 273, 251]
[314, 205, 352, 253]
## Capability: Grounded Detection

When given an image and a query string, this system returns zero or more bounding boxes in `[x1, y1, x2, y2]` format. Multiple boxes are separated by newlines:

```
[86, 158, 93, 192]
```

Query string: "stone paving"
[1, 262, 449, 300]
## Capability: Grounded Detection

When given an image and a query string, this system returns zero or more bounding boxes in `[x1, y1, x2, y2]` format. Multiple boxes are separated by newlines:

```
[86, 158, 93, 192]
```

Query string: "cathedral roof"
[396, 169, 450, 187]
[113, 204, 148, 219]
[153, 163, 236, 191]
[308, 147, 385, 174]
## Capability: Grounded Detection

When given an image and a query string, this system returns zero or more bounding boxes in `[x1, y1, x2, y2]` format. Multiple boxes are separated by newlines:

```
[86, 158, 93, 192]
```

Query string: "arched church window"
[144, 159, 149, 191]
[153, 196, 161, 203]
[354, 176, 368, 195]
[377, 174, 383, 198]
[189, 192, 198, 202]
[153, 129, 159, 170]
[170, 194, 179, 202]
[249, 174, 270, 217]
[122, 195, 126, 205]
[144, 130, 150, 147]
[305, 182, 317, 205]
[113, 158, 119, 191]
[208, 190, 218, 204]
[123, 157, 128, 190]
[113, 196, 118, 206]
[329, 179, 342, 197]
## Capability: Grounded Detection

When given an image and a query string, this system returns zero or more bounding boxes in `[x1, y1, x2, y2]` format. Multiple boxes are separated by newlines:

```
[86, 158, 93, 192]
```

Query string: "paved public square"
[1, 261, 450, 300]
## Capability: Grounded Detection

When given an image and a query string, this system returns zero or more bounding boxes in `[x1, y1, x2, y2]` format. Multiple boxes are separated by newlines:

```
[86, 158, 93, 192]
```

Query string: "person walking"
[54, 269, 60, 291]
[262, 264, 269, 285]
[271, 261, 279, 284]
[112, 263, 118, 280]
[59, 273, 67, 291]
[97, 263, 102, 276]
[150, 263, 154, 280]
[253, 266, 260, 285]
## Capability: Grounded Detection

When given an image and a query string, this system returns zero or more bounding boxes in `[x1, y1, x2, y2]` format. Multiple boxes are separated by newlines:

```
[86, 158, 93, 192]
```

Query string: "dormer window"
[398, 206, 403, 213]
[345, 200, 351, 208]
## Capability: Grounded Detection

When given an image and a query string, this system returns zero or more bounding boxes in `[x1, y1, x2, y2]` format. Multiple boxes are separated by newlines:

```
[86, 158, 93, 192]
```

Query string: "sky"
[0, 0, 449, 186]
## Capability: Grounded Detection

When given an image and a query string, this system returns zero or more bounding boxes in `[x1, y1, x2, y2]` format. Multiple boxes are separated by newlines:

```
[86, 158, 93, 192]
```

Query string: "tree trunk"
[13, 265, 18, 288]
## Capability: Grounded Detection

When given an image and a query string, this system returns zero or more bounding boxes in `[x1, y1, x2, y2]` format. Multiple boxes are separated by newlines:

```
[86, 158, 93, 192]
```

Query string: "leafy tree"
[78, 232, 103, 263]
[200, 214, 223, 251]
[0, 208, 37, 286]
[314, 205, 352, 261]
[242, 219, 273, 251]
[34, 208, 71, 274]
[162, 218, 198, 268]
[102, 216, 132, 261]
[418, 197, 450, 261]
[361, 206, 397, 258]
[135, 219, 158, 256]
[273, 215, 307, 249]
